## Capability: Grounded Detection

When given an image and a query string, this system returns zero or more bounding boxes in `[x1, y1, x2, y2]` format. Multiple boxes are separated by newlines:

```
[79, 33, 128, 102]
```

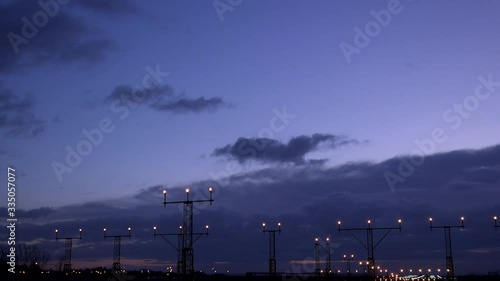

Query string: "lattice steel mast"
[337, 219, 402, 277]
[262, 222, 282, 277]
[429, 217, 465, 280]
[55, 228, 82, 273]
[103, 227, 131, 273]
[162, 187, 213, 280]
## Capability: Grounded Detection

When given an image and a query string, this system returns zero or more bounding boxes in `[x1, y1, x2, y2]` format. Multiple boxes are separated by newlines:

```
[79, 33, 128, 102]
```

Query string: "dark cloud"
[103, 85, 228, 114]
[0, 0, 118, 73]
[0, 86, 45, 137]
[212, 134, 366, 165]
[104, 85, 173, 104]
[6, 144, 500, 273]
[152, 97, 226, 113]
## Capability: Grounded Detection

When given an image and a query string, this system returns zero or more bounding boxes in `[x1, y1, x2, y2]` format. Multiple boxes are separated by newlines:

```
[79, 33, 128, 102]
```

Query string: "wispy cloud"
[103, 84, 229, 114]
[0, 0, 119, 73]
[0, 86, 45, 137]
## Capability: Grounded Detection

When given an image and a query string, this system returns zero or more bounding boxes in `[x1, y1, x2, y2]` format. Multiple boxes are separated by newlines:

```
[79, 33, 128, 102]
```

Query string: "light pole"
[103, 227, 131, 273]
[262, 222, 282, 277]
[55, 228, 82, 273]
[337, 219, 402, 277]
[494, 216, 498, 229]
[429, 217, 465, 280]
[343, 254, 354, 276]
[162, 187, 214, 280]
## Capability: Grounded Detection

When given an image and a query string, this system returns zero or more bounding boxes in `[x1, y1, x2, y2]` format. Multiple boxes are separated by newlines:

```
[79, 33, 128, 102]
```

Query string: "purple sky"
[1, 0, 500, 275]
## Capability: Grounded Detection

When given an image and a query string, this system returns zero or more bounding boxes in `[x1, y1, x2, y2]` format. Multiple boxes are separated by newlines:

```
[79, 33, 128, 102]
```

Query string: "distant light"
[206, 225, 209, 229]
[128, 227, 131, 231]
[398, 219, 402, 223]
[55, 229, 58, 233]
[338, 221, 341, 225]
[185, 188, 190, 193]
[79, 229, 82, 232]
[429, 218, 433, 221]
[494, 216, 497, 220]
[367, 220, 371, 224]
[163, 190, 166, 194]
[326, 237, 330, 241]
[262, 223, 266, 227]
[461, 216, 464, 220]
[103, 228, 106, 232]
[179, 226, 182, 229]
[278, 222, 281, 226]
[209, 187, 213, 192]
[153, 226, 157, 230]
[315, 238, 319, 242]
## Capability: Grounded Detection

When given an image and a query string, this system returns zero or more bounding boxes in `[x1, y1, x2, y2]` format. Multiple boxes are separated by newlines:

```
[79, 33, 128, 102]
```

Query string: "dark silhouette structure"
[325, 237, 331, 275]
[262, 222, 281, 277]
[55, 228, 82, 272]
[153, 225, 209, 276]
[314, 238, 320, 276]
[337, 219, 402, 277]
[429, 217, 465, 280]
[103, 227, 131, 273]
[162, 187, 214, 280]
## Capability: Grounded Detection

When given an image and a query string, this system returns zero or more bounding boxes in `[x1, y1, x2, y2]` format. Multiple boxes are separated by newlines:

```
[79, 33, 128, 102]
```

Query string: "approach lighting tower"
[55, 228, 82, 272]
[429, 217, 465, 280]
[162, 187, 214, 280]
[337, 219, 402, 277]
[262, 222, 282, 277]
[103, 227, 131, 273]
[153, 225, 209, 276]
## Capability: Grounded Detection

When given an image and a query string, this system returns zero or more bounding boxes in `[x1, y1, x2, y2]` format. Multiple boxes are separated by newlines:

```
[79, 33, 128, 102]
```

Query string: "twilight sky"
[1, 0, 500, 275]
